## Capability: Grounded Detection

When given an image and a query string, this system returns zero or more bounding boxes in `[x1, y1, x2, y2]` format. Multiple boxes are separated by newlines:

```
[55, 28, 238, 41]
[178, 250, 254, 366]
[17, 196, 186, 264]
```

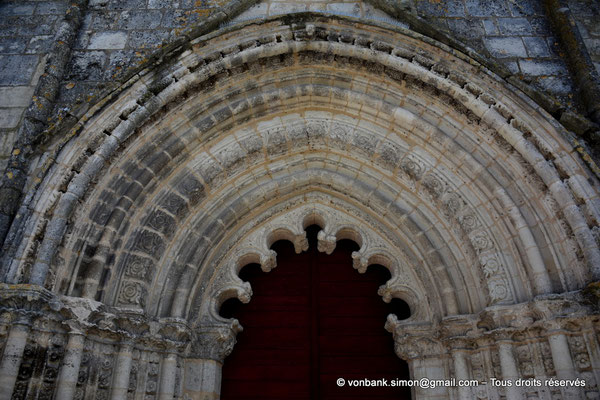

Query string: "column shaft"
[0, 322, 30, 400]
[548, 333, 580, 400]
[158, 353, 177, 400]
[183, 359, 222, 400]
[452, 350, 471, 399]
[109, 343, 133, 400]
[55, 333, 85, 400]
[497, 342, 523, 400]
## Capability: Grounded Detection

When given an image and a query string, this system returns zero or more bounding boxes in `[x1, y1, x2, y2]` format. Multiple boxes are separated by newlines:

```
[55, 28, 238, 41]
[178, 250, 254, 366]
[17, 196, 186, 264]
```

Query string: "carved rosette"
[117, 280, 147, 307]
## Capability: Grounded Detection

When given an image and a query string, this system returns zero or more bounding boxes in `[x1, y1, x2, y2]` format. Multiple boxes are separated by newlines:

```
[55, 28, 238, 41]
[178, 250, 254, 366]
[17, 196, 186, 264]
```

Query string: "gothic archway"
[0, 12, 599, 400]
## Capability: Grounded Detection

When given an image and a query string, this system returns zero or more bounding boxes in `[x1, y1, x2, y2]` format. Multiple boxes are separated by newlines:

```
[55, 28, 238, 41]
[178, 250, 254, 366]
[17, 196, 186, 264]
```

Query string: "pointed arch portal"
[0, 11, 599, 400]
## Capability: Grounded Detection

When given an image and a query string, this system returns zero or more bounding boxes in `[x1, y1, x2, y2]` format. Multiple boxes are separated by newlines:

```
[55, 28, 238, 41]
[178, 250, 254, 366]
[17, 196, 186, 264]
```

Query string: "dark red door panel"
[220, 227, 411, 399]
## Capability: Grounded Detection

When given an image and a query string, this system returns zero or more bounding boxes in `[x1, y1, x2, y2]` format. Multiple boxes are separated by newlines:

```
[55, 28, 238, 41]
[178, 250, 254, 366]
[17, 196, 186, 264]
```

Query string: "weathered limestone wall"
[567, 0, 600, 74]
[0, 0, 599, 242]
[0, 1, 69, 172]
[411, 0, 575, 101]
[60, 0, 226, 107]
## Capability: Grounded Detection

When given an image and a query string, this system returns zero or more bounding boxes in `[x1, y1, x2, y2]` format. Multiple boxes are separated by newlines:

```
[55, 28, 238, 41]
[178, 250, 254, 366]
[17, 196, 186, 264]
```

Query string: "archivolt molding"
[1, 14, 599, 323]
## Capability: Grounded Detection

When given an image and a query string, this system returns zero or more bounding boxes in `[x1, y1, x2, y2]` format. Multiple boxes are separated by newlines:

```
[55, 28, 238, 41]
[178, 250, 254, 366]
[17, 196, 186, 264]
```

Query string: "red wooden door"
[220, 227, 411, 399]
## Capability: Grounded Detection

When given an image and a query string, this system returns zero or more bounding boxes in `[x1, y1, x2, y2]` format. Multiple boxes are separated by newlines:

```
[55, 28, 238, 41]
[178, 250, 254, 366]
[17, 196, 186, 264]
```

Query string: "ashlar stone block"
[88, 31, 127, 49]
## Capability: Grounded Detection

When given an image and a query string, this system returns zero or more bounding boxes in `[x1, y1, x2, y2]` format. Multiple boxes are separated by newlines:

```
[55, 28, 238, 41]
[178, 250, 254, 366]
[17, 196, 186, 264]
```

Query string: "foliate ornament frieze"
[470, 231, 494, 254]
[135, 229, 165, 257]
[458, 211, 480, 233]
[189, 320, 242, 362]
[421, 172, 447, 198]
[568, 336, 592, 371]
[481, 256, 501, 278]
[478, 254, 511, 305]
[441, 191, 463, 217]
[401, 156, 425, 180]
[390, 148, 514, 306]
[488, 276, 510, 304]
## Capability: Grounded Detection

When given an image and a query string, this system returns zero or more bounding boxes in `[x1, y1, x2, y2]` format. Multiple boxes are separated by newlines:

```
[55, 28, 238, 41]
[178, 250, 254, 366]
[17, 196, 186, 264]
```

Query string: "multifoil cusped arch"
[1, 14, 599, 331]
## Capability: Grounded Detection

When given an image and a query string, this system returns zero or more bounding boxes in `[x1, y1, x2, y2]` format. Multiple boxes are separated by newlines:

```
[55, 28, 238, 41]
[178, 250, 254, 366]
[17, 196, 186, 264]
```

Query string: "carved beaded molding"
[0, 14, 599, 325]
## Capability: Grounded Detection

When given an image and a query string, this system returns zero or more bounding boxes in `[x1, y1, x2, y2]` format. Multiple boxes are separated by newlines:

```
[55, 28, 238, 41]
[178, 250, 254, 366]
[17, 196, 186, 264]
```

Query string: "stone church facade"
[0, 0, 600, 399]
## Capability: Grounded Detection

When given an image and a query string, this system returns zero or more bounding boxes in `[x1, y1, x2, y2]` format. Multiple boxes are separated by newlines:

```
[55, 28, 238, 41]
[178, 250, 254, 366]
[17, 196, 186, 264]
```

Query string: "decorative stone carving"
[385, 316, 445, 360]
[317, 230, 337, 254]
[421, 173, 446, 198]
[401, 156, 425, 180]
[118, 281, 147, 307]
[203, 203, 428, 327]
[351, 251, 369, 273]
[259, 250, 277, 272]
[189, 321, 242, 362]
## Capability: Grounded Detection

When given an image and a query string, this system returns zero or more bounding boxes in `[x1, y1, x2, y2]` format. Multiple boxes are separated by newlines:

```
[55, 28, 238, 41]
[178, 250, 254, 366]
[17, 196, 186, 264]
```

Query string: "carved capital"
[189, 320, 242, 362]
[114, 312, 151, 338]
[158, 318, 192, 343]
[62, 319, 90, 335]
[0, 284, 61, 317]
[385, 315, 445, 360]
